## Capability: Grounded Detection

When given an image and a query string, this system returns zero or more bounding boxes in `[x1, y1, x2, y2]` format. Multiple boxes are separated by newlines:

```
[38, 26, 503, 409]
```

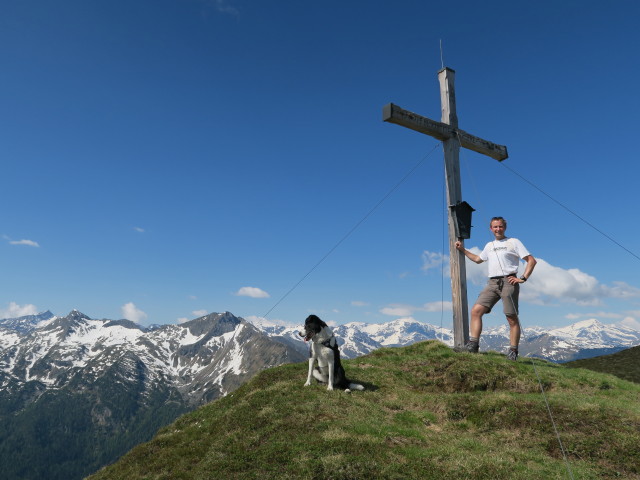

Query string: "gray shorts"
[476, 277, 519, 316]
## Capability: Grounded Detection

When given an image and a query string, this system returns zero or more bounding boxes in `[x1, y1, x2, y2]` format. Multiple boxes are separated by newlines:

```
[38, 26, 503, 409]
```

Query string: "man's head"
[489, 216, 507, 239]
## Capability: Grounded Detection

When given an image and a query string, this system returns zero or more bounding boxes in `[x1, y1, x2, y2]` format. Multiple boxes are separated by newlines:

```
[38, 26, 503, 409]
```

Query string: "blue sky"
[2, 0, 640, 331]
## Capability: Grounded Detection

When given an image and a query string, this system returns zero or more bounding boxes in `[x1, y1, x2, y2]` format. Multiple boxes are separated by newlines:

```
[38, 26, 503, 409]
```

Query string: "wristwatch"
[520, 276, 528, 282]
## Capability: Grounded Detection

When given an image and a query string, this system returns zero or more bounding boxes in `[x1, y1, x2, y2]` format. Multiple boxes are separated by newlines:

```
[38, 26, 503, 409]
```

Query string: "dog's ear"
[305, 314, 328, 329]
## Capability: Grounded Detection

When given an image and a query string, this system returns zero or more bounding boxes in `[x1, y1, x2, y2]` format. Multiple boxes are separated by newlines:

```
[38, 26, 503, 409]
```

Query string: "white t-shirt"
[479, 237, 531, 278]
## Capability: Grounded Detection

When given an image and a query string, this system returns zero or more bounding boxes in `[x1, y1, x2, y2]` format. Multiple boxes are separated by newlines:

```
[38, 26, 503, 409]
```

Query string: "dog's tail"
[347, 382, 365, 391]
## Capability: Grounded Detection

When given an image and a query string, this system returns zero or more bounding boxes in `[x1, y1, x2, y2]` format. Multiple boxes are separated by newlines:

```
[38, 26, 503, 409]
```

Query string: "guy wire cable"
[500, 161, 640, 263]
[439, 150, 446, 342]
[262, 143, 442, 320]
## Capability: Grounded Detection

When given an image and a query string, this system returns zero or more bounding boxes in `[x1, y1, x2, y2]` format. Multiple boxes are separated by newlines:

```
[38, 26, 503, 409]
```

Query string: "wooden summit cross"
[383, 67, 508, 349]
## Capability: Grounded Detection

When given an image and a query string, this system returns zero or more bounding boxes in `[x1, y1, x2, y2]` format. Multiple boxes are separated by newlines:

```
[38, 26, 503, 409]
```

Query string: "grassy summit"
[88, 341, 640, 480]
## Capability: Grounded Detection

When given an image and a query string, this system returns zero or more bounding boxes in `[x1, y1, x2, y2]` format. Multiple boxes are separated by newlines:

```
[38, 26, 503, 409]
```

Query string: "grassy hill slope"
[87, 341, 640, 480]
[565, 345, 640, 384]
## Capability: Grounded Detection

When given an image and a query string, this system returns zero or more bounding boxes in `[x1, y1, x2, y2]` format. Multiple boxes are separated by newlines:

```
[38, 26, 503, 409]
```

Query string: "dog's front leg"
[304, 357, 314, 386]
[326, 356, 334, 391]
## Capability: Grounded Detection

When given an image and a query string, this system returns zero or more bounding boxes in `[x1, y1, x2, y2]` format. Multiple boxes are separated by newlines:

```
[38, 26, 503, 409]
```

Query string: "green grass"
[565, 345, 640, 384]
[87, 341, 640, 480]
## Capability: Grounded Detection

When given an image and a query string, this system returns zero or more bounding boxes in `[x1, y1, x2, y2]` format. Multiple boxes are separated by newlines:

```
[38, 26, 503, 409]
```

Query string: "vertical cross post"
[383, 67, 508, 350]
[439, 68, 469, 349]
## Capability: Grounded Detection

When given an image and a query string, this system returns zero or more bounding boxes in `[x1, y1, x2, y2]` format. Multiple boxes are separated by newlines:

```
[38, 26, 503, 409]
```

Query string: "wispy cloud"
[235, 286, 270, 298]
[215, 0, 239, 15]
[380, 305, 415, 317]
[121, 302, 148, 323]
[351, 300, 369, 307]
[0, 302, 38, 319]
[423, 301, 453, 312]
[567, 311, 624, 320]
[422, 251, 448, 272]
[192, 309, 208, 317]
[620, 316, 640, 331]
[133, 227, 145, 233]
[9, 239, 40, 247]
[380, 301, 452, 317]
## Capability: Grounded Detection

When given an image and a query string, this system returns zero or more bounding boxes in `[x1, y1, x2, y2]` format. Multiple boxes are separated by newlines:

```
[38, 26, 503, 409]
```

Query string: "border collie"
[299, 315, 364, 392]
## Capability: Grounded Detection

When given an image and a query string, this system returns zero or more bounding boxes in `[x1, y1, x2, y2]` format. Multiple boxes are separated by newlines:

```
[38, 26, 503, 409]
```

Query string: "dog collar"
[321, 336, 339, 351]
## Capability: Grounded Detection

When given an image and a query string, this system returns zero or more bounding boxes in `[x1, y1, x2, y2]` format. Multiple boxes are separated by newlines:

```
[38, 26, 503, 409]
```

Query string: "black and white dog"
[299, 315, 364, 392]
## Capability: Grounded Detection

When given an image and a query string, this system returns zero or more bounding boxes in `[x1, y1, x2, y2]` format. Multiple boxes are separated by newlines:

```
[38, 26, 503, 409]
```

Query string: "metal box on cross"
[450, 201, 475, 239]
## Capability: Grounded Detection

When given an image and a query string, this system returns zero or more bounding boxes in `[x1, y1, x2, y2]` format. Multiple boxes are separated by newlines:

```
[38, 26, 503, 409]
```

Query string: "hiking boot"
[464, 340, 479, 353]
[507, 348, 518, 361]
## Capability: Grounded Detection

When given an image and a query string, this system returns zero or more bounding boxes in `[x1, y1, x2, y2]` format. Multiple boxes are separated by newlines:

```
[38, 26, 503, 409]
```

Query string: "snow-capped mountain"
[0, 309, 306, 404]
[247, 316, 640, 363]
[0, 310, 307, 480]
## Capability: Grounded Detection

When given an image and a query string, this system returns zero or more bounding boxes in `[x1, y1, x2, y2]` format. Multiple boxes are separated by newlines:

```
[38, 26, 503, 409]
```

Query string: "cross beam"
[383, 67, 508, 349]
[382, 103, 508, 161]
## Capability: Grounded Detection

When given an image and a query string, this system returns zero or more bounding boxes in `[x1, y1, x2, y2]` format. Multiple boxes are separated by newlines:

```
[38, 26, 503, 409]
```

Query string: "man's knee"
[506, 315, 519, 326]
[472, 304, 489, 317]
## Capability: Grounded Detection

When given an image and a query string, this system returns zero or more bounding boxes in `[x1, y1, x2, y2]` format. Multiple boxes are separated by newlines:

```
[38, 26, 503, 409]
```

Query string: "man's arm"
[521, 255, 537, 280]
[454, 241, 484, 264]
[509, 254, 537, 284]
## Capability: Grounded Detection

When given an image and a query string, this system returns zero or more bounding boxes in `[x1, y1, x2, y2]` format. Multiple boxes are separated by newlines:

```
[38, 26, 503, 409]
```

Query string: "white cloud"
[456, 248, 640, 307]
[605, 282, 640, 299]
[521, 259, 616, 306]
[177, 317, 189, 324]
[381, 301, 452, 317]
[133, 227, 145, 233]
[380, 305, 414, 317]
[121, 302, 147, 323]
[351, 301, 369, 307]
[216, 0, 239, 15]
[0, 302, 38, 319]
[423, 301, 453, 312]
[422, 251, 448, 272]
[565, 311, 624, 321]
[235, 286, 270, 298]
[619, 316, 640, 331]
[9, 239, 40, 247]
[192, 309, 208, 317]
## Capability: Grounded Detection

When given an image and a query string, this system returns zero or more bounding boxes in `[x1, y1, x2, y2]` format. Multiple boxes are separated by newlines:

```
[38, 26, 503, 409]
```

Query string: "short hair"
[490, 216, 507, 228]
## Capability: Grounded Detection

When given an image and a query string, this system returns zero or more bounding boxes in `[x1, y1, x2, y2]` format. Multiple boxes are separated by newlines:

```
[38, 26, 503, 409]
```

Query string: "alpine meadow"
[88, 341, 640, 480]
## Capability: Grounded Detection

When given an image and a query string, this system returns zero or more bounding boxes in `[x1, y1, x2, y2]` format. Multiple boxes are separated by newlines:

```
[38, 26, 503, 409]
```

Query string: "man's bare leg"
[506, 314, 521, 360]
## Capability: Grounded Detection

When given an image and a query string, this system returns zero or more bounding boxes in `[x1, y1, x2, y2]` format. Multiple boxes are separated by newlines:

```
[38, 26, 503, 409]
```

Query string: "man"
[454, 216, 536, 361]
